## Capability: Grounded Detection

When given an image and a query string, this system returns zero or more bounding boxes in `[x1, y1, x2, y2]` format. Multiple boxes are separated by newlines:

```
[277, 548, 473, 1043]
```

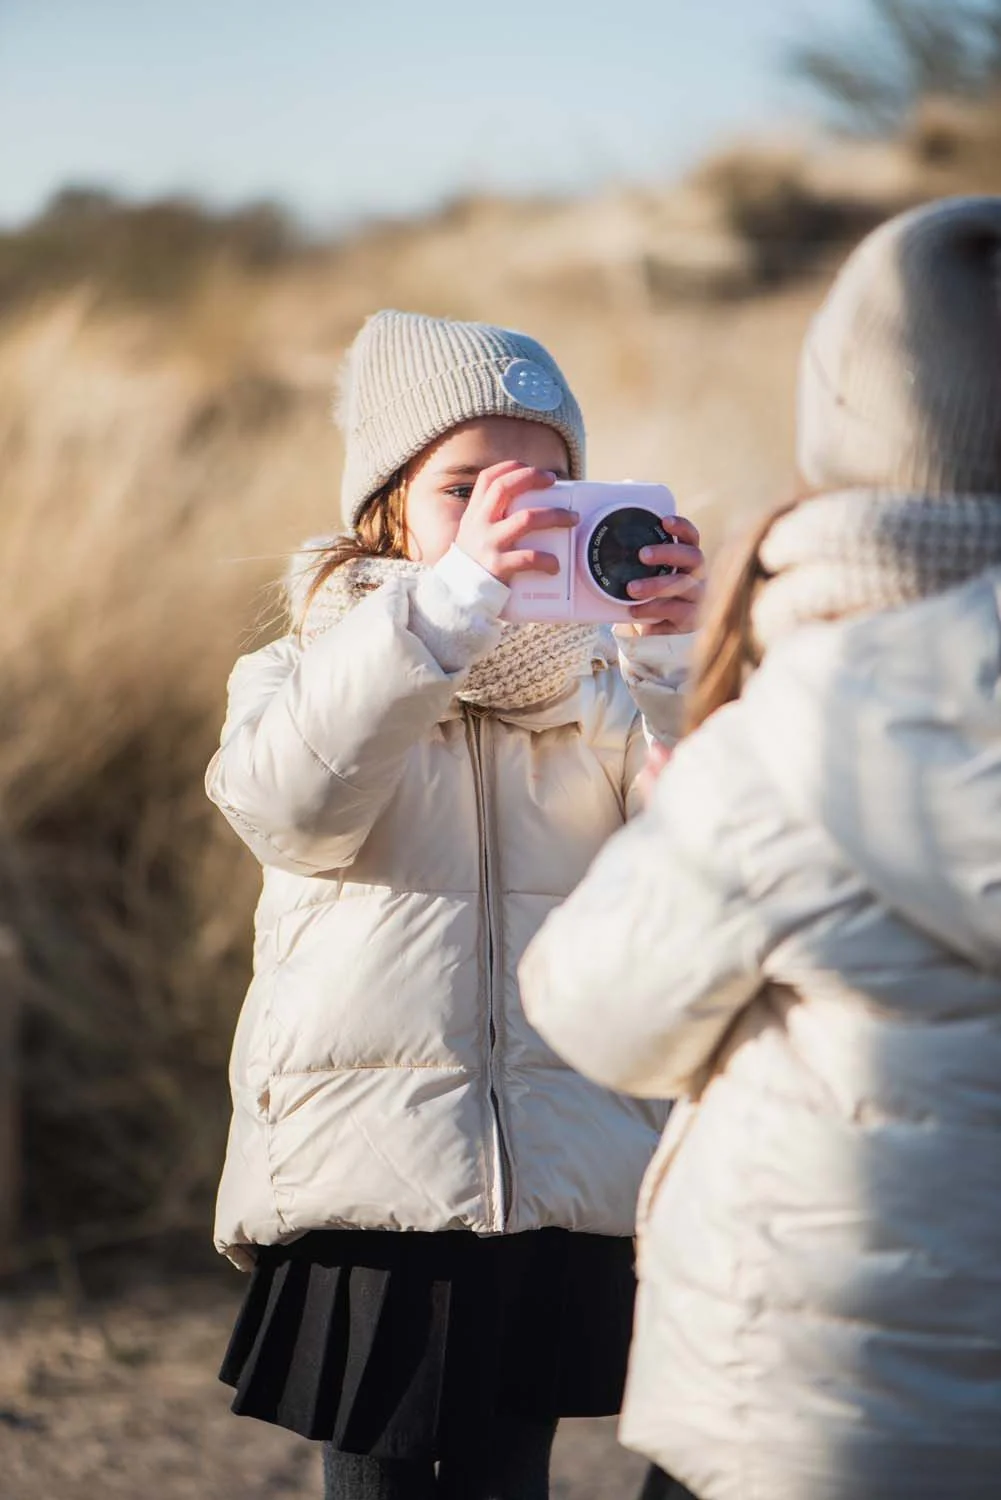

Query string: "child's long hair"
[684, 498, 801, 736]
[301, 468, 409, 614]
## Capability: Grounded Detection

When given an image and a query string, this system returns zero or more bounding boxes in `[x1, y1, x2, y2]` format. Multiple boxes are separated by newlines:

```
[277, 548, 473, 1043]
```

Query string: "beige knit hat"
[336, 310, 586, 527]
[797, 195, 1001, 495]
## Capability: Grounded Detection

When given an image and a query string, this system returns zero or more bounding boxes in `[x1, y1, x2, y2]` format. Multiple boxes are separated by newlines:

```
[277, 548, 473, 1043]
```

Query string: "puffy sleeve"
[206, 552, 508, 874]
[520, 702, 866, 1097]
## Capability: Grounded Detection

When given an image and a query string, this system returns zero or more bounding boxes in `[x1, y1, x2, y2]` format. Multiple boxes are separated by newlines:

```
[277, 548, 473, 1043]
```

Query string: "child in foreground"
[207, 310, 703, 1499]
[521, 197, 1001, 1500]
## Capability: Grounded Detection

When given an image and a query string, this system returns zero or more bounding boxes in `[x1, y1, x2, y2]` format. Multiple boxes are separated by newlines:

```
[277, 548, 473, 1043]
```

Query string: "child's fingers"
[479, 465, 556, 521]
[498, 547, 561, 580]
[466, 460, 525, 517]
[662, 514, 701, 548]
[627, 595, 702, 628]
[636, 540, 705, 576]
[495, 505, 578, 547]
[627, 570, 705, 603]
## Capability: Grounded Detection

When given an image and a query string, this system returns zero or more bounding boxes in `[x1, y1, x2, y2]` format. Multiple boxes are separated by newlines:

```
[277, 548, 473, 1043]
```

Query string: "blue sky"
[0, 0, 873, 229]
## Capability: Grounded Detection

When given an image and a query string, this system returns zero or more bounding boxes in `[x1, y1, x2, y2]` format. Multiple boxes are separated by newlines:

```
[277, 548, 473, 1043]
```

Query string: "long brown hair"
[684, 498, 801, 736]
[301, 468, 409, 617]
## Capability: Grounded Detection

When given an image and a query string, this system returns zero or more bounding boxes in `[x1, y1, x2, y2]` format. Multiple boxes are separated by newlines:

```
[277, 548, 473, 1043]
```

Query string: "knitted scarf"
[752, 491, 1001, 654]
[288, 547, 611, 713]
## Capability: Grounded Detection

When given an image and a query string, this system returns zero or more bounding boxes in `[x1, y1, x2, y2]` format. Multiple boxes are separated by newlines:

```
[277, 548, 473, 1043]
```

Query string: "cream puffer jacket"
[208, 547, 685, 1268]
[521, 572, 1001, 1500]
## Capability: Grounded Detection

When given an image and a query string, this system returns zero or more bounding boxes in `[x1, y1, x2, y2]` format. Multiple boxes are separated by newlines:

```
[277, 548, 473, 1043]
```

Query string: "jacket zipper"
[465, 708, 513, 1230]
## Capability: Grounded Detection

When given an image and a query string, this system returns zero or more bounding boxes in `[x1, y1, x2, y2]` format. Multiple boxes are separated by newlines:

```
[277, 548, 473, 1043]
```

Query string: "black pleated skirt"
[219, 1228, 636, 1459]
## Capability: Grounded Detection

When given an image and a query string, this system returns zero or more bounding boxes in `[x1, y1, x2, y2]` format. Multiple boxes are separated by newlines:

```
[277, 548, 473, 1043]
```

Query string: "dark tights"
[322, 1412, 557, 1500]
[638, 1466, 700, 1500]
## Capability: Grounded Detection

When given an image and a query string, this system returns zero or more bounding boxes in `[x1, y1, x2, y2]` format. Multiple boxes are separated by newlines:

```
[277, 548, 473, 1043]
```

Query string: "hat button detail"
[500, 359, 562, 412]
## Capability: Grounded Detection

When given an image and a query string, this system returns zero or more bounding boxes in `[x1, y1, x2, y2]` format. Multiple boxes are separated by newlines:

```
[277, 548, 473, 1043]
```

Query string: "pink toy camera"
[500, 480, 677, 624]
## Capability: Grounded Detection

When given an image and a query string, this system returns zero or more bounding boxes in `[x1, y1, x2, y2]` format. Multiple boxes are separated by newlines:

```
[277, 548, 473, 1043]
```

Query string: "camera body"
[500, 480, 677, 624]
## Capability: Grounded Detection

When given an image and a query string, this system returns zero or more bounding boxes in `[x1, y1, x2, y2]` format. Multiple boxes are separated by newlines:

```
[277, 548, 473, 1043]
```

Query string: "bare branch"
[789, 0, 1001, 133]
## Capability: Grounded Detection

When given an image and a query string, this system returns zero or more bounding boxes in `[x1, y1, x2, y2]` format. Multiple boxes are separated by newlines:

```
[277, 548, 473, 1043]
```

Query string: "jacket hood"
[741, 569, 1001, 974]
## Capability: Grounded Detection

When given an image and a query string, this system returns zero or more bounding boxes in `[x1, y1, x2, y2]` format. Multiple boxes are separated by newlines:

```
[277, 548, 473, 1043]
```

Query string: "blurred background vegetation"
[4, 0, 1001, 1269]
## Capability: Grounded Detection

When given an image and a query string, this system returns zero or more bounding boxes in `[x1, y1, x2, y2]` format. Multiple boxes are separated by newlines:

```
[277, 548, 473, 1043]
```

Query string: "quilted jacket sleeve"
[608, 630, 692, 818]
[520, 702, 866, 1098]
[615, 629, 691, 749]
[206, 562, 505, 874]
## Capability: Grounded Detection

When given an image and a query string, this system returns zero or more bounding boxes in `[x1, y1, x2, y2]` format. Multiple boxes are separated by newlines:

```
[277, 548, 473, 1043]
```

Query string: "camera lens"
[586, 508, 675, 601]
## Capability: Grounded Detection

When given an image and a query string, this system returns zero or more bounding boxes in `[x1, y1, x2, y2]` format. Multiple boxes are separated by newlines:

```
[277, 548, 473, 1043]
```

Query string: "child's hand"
[455, 462, 578, 585]
[637, 739, 673, 806]
[620, 515, 706, 635]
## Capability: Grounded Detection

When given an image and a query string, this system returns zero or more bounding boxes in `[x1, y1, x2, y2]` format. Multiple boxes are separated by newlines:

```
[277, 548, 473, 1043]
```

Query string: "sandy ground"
[0, 1267, 650, 1500]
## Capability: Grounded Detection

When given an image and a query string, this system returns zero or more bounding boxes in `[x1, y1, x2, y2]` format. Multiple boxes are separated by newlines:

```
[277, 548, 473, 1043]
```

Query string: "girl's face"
[404, 417, 570, 565]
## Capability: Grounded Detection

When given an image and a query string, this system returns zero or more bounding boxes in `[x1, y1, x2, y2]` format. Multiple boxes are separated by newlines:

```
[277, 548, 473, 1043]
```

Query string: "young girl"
[521, 196, 1001, 1500]
[207, 309, 704, 1499]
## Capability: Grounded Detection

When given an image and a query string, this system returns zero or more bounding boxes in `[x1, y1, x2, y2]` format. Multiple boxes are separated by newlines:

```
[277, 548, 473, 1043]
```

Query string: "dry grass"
[4, 94, 1000, 1261]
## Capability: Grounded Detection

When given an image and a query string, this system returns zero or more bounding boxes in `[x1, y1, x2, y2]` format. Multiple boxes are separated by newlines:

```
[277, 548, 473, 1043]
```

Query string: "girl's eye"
[445, 485, 474, 501]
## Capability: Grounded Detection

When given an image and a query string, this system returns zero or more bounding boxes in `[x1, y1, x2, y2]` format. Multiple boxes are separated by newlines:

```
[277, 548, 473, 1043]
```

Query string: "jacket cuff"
[614, 626, 692, 692]
[435, 544, 511, 616]
[614, 627, 692, 747]
[409, 546, 509, 674]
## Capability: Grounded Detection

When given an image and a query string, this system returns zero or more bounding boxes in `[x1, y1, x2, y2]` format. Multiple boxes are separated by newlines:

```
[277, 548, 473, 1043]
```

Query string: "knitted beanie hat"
[797, 195, 1001, 494]
[336, 310, 586, 527]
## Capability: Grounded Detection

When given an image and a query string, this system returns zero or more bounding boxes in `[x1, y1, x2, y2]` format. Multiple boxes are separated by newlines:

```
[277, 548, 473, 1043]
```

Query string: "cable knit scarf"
[751, 491, 1001, 654]
[288, 546, 611, 713]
